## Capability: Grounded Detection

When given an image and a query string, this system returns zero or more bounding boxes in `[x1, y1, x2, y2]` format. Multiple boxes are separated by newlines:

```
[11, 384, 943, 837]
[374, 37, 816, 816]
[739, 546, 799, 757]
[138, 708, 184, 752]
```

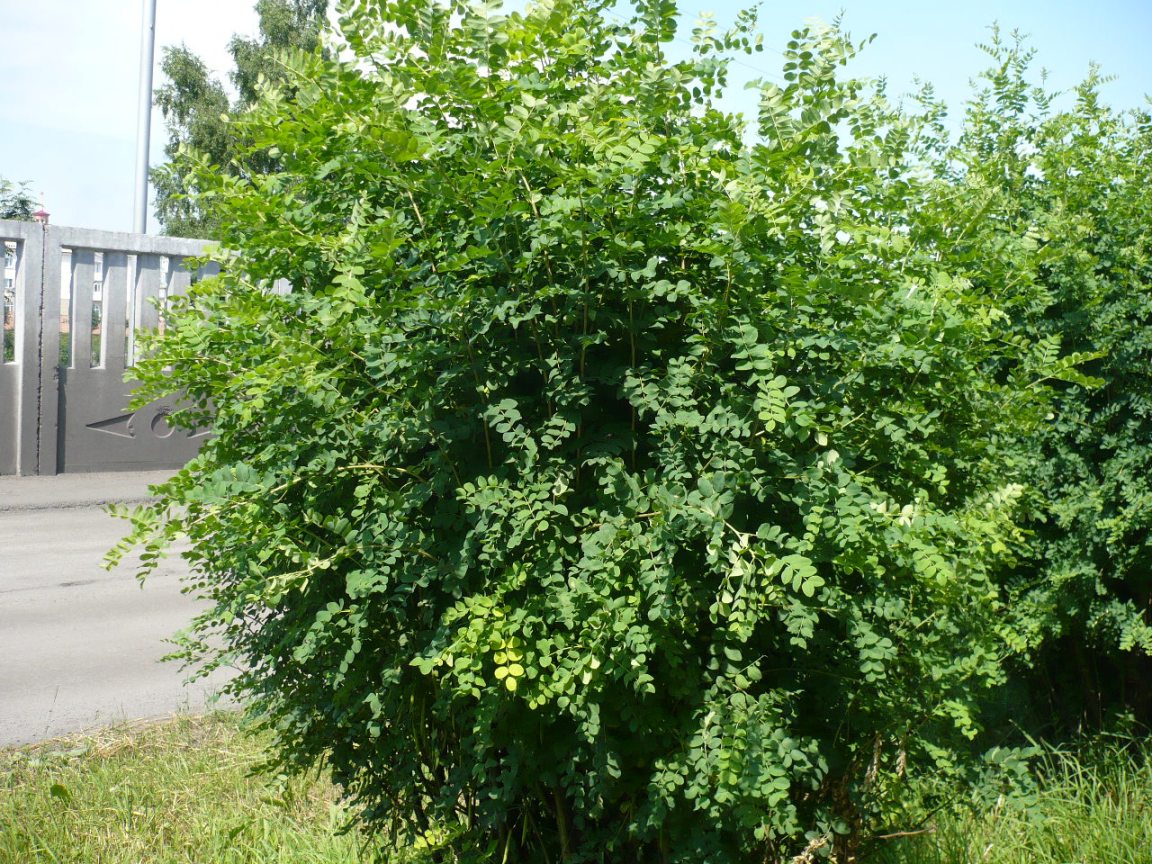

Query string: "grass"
[0, 713, 374, 864]
[3, 715, 1150, 863]
[876, 741, 1152, 864]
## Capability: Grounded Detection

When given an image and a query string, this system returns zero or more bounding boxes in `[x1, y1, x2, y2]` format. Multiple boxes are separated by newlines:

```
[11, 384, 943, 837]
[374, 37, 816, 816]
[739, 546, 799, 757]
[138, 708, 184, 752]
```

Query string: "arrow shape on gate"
[86, 412, 136, 439]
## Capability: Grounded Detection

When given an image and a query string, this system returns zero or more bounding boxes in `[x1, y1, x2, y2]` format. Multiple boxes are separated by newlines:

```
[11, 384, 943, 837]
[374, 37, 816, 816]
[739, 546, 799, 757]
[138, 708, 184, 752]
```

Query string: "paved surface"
[0, 471, 234, 747]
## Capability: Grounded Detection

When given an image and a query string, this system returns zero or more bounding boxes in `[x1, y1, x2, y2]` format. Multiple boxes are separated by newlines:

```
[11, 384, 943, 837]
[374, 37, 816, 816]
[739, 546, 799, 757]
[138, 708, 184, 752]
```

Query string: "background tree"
[151, 0, 328, 238]
[0, 177, 35, 221]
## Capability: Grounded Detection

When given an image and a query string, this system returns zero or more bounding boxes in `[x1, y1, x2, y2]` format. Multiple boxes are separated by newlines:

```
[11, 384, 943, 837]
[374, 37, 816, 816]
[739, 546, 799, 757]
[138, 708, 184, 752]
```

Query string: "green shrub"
[921, 32, 1152, 735]
[116, 2, 1075, 860]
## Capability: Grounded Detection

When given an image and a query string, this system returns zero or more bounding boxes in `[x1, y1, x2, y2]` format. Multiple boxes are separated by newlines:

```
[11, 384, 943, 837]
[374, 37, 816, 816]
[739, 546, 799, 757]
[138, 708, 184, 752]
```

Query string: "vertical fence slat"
[200, 260, 221, 282]
[0, 240, 13, 473]
[165, 256, 192, 343]
[0, 230, 42, 476]
[132, 254, 162, 364]
[102, 252, 128, 373]
[137, 254, 162, 329]
[70, 250, 96, 371]
[16, 229, 44, 476]
[0, 239, 19, 473]
[35, 227, 62, 476]
[168, 256, 193, 300]
[1, 243, 15, 366]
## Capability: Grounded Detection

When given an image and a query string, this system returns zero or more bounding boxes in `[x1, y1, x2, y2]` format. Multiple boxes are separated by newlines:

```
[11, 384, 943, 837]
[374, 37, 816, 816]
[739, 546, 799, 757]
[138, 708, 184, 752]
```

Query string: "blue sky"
[700, 0, 1151, 123]
[1, 0, 1148, 235]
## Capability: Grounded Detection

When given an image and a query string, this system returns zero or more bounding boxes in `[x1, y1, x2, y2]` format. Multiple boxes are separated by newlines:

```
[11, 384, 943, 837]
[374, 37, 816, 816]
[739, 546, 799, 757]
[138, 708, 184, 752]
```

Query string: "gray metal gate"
[1, 219, 217, 475]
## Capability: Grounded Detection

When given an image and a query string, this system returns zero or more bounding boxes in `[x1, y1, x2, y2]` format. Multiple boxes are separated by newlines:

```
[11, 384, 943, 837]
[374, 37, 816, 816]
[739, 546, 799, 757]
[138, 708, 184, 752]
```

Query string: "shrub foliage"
[115, 1, 1150, 860]
[945, 43, 1152, 730]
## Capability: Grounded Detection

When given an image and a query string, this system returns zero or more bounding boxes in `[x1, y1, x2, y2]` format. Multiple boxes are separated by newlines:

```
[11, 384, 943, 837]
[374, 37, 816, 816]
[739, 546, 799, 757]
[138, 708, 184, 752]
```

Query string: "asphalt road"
[0, 471, 233, 747]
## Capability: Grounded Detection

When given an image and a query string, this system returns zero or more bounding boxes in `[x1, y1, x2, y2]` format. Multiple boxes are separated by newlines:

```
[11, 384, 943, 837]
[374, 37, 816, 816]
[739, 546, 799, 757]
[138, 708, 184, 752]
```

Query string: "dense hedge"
[114, 2, 1150, 860]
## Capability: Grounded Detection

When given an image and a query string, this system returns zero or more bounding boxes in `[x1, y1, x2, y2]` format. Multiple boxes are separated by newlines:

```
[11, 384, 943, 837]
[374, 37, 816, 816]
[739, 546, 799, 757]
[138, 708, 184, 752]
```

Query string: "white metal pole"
[133, 0, 158, 234]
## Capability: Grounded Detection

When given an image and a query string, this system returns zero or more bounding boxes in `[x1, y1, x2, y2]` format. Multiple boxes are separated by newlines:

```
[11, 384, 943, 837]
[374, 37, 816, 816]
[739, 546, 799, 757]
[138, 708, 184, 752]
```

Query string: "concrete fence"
[0, 219, 216, 475]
